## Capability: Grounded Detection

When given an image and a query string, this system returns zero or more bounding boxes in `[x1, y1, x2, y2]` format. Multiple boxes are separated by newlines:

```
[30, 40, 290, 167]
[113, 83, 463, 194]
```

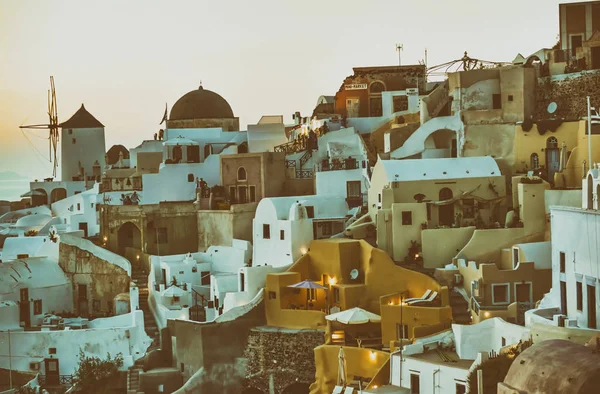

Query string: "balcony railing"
[38, 374, 74, 387]
[317, 157, 368, 172]
[295, 169, 314, 179]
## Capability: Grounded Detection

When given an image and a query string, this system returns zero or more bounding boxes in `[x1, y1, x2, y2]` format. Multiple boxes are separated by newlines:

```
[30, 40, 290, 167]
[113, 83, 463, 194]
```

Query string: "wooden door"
[45, 358, 59, 385]
[588, 284, 597, 329]
[78, 222, 88, 237]
[346, 99, 359, 118]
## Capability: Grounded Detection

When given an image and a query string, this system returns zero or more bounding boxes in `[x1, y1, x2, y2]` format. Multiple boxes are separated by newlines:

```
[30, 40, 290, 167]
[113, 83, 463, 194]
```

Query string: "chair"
[407, 291, 438, 305]
[404, 289, 432, 304]
[332, 386, 344, 394]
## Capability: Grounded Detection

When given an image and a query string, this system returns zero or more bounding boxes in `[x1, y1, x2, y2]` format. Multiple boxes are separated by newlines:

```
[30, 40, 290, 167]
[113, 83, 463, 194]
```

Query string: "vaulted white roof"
[378, 157, 501, 183]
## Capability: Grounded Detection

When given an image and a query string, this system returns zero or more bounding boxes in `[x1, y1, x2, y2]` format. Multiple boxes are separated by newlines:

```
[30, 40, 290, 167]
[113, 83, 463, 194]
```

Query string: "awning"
[20, 190, 45, 198]
[287, 279, 328, 290]
[326, 307, 381, 324]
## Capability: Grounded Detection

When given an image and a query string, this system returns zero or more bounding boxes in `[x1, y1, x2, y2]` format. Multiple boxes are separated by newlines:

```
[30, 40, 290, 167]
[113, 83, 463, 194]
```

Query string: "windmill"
[20, 76, 60, 178]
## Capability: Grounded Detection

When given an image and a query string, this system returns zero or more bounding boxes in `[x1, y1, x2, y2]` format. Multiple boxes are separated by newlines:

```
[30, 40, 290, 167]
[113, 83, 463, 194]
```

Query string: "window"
[455, 382, 466, 394]
[17, 254, 29, 259]
[513, 248, 520, 267]
[237, 167, 247, 181]
[77, 203, 81, 211]
[492, 283, 509, 304]
[393, 95, 409, 112]
[508, 95, 514, 102]
[560, 252, 566, 273]
[530, 153, 539, 169]
[305, 206, 315, 218]
[187, 174, 194, 182]
[577, 281, 583, 311]
[173, 296, 180, 302]
[401, 211, 412, 225]
[426, 203, 431, 220]
[463, 199, 475, 219]
[201, 271, 210, 286]
[72, 138, 76, 144]
[249, 186, 256, 202]
[229, 186, 236, 203]
[49, 348, 57, 354]
[68, 129, 73, 135]
[515, 283, 531, 303]
[268, 291, 277, 300]
[410, 373, 420, 394]
[346, 181, 361, 198]
[280, 230, 285, 240]
[34, 300, 42, 315]
[320, 222, 333, 236]
[333, 287, 340, 303]
[492, 94, 501, 109]
[263, 224, 271, 239]
[93, 300, 101, 312]
[501, 337, 506, 347]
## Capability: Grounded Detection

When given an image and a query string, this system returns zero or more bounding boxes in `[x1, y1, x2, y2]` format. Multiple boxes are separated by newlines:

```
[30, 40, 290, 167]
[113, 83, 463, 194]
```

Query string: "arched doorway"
[438, 188, 454, 226]
[588, 174, 594, 209]
[369, 81, 386, 117]
[281, 383, 310, 394]
[117, 222, 141, 255]
[546, 137, 559, 183]
[32, 189, 48, 206]
[50, 188, 67, 204]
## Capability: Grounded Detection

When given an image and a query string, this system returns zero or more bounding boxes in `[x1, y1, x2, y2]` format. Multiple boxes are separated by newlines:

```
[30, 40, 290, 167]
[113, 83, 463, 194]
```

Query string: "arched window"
[237, 167, 247, 181]
[369, 81, 386, 94]
[546, 136, 558, 149]
[530, 153, 539, 169]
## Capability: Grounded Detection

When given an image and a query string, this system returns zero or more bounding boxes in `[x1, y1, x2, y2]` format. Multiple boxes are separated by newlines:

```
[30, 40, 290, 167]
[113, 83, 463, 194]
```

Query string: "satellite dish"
[547, 102, 558, 114]
[350, 269, 359, 280]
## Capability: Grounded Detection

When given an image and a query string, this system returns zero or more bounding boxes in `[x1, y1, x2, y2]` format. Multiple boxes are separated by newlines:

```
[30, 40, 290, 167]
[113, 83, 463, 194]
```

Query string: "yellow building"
[264, 239, 452, 344]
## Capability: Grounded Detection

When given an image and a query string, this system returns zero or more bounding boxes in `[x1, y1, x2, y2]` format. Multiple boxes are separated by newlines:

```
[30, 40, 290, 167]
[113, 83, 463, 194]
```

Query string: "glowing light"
[300, 247, 307, 255]
[136, 255, 140, 260]
[373, 386, 378, 389]
[328, 277, 337, 286]
[369, 351, 376, 361]
[415, 254, 420, 259]
[484, 311, 491, 318]
[103, 236, 108, 242]
[388, 301, 394, 306]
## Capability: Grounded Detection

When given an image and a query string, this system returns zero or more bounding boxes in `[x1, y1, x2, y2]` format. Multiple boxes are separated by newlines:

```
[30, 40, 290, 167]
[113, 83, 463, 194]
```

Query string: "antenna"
[350, 269, 359, 280]
[20, 76, 60, 177]
[396, 44, 404, 66]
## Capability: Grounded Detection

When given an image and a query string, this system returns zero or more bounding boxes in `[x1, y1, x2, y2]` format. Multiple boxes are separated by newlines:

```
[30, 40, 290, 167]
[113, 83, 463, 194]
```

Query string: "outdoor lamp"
[328, 277, 337, 286]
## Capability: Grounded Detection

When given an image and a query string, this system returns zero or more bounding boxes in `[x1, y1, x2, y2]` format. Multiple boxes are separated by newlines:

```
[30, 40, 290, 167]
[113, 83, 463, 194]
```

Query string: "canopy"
[20, 190, 45, 198]
[287, 279, 328, 290]
[337, 347, 347, 386]
[326, 307, 381, 324]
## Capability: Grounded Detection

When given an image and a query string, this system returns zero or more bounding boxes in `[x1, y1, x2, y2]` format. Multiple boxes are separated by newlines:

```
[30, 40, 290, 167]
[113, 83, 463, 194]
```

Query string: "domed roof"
[170, 86, 234, 120]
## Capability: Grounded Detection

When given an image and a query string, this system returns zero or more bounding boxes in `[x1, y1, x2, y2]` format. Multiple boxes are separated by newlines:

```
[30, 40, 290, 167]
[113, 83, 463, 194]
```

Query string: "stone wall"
[535, 71, 600, 120]
[244, 328, 325, 394]
[59, 235, 131, 317]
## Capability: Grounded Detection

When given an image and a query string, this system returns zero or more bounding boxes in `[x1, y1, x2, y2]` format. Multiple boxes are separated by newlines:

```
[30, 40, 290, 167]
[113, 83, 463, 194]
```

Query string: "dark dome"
[170, 86, 234, 120]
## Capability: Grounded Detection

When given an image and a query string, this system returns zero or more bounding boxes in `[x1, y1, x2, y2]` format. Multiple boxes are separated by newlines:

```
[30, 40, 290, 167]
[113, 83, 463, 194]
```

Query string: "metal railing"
[299, 150, 313, 168]
[274, 139, 308, 154]
[285, 160, 296, 168]
[317, 158, 368, 172]
[295, 169, 313, 179]
[38, 374, 74, 387]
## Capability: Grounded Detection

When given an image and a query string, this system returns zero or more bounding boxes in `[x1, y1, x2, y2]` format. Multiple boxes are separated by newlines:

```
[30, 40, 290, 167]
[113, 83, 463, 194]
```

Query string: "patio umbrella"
[287, 279, 328, 309]
[326, 307, 381, 324]
[337, 347, 347, 386]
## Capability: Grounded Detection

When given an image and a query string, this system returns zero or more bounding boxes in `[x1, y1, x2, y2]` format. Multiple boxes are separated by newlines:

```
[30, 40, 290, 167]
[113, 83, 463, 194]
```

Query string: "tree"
[72, 350, 124, 393]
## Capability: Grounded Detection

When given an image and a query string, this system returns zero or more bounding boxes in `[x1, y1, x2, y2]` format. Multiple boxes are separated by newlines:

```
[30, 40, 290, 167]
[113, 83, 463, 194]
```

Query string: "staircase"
[450, 288, 471, 325]
[128, 270, 161, 393]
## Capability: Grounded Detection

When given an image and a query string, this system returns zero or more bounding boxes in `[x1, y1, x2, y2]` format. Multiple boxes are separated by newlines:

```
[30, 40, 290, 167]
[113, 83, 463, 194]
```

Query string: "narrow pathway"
[450, 288, 471, 325]
[127, 269, 160, 393]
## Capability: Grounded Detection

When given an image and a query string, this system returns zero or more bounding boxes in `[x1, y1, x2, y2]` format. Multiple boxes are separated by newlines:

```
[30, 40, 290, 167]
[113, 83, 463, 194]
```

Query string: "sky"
[0, 0, 581, 179]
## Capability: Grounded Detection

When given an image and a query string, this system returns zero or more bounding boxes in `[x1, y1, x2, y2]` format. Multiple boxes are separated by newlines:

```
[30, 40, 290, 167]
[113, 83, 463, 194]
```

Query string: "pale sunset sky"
[0, 0, 579, 178]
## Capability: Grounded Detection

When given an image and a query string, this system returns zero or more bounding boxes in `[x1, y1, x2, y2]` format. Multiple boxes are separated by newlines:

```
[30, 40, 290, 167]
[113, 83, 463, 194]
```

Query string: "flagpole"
[588, 96, 592, 171]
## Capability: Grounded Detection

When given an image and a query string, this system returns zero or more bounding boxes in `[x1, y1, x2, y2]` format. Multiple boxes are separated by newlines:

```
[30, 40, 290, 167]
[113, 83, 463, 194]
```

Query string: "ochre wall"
[310, 345, 389, 394]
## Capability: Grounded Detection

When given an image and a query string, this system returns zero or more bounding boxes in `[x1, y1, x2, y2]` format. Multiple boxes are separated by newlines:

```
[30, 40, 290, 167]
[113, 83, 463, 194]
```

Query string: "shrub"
[72, 350, 123, 393]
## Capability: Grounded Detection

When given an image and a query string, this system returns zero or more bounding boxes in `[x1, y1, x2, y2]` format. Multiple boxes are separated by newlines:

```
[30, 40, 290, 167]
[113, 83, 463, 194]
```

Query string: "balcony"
[317, 157, 368, 172]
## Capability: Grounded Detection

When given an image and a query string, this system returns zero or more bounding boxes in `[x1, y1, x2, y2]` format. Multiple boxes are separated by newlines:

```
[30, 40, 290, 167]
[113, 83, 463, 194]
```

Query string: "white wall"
[247, 123, 287, 152]
[315, 168, 369, 200]
[392, 352, 470, 394]
[0, 301, 20, 330]
[381, 89, 420, 118]
[551, 206, 600, 329]
[129, 140, 164, 169]
[61, 127, 106, 182]
[29, 180, 87, 203]
[452, 318, 530, 360]
[0, 311, 150, 375]
[51, 184, 100, 236]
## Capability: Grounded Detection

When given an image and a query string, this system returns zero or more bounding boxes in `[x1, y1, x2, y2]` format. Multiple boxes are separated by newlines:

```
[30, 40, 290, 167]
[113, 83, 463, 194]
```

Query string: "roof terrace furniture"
[407, 291, 438, 305]
[404, 289, 432, 304]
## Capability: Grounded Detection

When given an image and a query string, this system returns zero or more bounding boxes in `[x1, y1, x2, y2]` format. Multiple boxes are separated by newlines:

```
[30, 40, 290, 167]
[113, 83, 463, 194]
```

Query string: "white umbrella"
[326, 307, 381, 325]
[338, 347, 347, 386]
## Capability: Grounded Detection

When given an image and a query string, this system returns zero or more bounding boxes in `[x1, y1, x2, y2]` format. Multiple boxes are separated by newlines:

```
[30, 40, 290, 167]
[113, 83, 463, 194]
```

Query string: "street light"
[396, 44, 404, 66]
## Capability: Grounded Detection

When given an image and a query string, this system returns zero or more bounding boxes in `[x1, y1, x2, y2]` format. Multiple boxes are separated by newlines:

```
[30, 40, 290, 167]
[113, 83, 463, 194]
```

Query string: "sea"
[0, 180, 31, 202]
